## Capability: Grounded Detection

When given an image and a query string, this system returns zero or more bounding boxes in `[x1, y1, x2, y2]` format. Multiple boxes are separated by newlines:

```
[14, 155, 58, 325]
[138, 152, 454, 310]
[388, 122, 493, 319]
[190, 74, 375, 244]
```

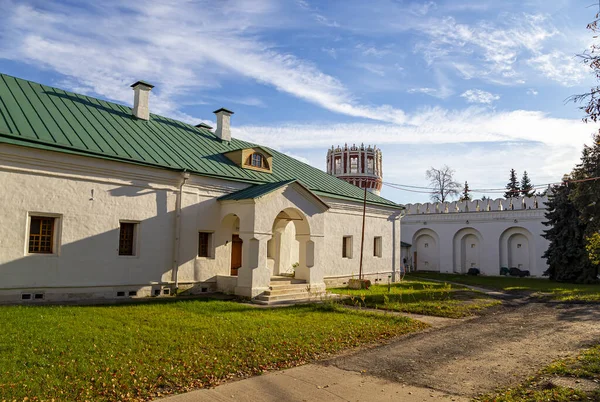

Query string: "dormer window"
[224, 147, 273, 173]
[246, 152, 269, 169]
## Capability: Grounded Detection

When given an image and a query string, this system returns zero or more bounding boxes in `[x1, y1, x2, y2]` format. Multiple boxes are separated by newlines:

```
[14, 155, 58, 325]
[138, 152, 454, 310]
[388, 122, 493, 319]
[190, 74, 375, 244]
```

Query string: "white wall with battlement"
[400, 196, 550, 277]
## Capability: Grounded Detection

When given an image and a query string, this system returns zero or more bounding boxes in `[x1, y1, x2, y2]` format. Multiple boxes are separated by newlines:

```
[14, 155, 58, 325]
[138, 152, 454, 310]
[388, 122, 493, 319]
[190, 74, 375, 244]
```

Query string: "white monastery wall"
[401, 197, 550, 276]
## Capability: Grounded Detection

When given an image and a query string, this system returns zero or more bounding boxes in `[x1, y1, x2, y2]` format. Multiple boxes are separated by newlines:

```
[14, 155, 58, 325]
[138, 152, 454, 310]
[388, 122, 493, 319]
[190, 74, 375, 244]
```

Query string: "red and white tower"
[326, 144, 383, 196]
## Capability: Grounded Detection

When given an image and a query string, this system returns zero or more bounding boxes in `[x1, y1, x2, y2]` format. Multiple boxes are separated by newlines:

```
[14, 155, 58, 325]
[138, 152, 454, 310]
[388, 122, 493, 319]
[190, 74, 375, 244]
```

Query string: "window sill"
[117, 255, 139, 259]
[196, 256, 215, 260]
[26, 253, 59, 258]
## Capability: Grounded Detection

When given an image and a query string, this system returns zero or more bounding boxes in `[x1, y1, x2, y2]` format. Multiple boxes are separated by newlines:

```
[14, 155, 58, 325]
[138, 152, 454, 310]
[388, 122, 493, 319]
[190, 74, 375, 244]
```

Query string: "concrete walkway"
[160, 364, 467, 402]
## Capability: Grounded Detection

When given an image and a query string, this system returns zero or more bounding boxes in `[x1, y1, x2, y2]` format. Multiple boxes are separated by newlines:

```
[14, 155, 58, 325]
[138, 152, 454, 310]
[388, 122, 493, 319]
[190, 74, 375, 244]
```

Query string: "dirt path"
[326, 299, 600, 398]
[159, 299, 600, 401]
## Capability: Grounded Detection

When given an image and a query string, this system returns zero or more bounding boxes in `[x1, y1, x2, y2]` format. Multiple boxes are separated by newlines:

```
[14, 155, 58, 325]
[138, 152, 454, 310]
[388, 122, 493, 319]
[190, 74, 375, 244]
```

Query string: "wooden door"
[231, 235, 243, 276]
[413, 251, 418, 271]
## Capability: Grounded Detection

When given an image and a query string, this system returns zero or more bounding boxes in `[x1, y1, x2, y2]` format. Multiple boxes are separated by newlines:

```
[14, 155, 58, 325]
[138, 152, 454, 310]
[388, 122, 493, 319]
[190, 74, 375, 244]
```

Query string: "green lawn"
[330, 279, 500, 318]
[0, 300, 426, 402]
[476, 345, 600, 401]
[407, 272, 600, 302]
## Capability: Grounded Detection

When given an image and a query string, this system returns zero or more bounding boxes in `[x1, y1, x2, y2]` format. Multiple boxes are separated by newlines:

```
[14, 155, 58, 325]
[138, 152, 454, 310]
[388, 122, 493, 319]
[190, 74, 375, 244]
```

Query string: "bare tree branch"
[426, 165, 461, 203]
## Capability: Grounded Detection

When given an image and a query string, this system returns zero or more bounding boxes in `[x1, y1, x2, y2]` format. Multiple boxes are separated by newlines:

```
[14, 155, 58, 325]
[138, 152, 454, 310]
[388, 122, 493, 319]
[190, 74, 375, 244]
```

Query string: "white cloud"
[414, 13, 558, 84]
[234, 107, 596, 151]
[0, 1, 409, 124]
[407, 69, 453, 99]
[359, 63, 386, 77]
[527, 51, 588, 87]
[460, 89, 500, 104]
[355, 43, 392, 58]
[527, 88, 538, 96]
[409, 1, 438, 16]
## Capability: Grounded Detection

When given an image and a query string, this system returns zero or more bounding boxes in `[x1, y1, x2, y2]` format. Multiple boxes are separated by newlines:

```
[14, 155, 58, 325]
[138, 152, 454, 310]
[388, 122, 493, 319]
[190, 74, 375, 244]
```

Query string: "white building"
[401, 197, 550, 277]
[0, 74, 404, 304]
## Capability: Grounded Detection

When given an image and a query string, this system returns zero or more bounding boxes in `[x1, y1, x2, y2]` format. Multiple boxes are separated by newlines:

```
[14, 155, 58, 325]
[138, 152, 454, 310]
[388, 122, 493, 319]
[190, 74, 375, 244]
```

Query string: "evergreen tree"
[520, 170, 534, 197]
[504, 169, 520, 198]
[460, 181, 471, 201]
[569, 134, 600, 282]
[542, 184, 592, 282]
[571, 134, 600, 237]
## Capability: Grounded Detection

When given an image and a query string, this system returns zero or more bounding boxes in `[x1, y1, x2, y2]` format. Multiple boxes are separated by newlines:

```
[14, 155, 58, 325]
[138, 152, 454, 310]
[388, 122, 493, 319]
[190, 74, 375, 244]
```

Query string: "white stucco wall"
[401, 198, 550, 277]
[0, 144, 403, 302]
[320, 198, 401, 286]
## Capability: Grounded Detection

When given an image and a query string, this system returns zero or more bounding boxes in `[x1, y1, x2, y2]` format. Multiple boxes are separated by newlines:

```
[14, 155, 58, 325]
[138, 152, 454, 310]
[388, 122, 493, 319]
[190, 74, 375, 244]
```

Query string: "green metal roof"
[0, 73, 400, 208]
[401, 241, 412, 248]
[218, 180, 295, 201]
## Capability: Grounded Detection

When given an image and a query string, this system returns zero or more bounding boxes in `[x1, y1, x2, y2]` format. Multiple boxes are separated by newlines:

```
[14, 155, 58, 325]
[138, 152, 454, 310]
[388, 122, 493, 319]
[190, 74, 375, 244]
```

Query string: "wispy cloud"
[234, 107, 596, 150]
[528, 51, 588, 86]
[296, 0, 340, 27]
[414, 13, 558, 84]
[0, 0, 408, 124]
[461, 89, 500, 104]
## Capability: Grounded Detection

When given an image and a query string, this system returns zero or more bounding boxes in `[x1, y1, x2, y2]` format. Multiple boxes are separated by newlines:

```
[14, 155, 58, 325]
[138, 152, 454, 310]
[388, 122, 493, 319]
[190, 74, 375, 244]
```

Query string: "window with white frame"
[28, 216, 57, 254]
[342, 236, 353, 258]
[373, 236, 382, 257]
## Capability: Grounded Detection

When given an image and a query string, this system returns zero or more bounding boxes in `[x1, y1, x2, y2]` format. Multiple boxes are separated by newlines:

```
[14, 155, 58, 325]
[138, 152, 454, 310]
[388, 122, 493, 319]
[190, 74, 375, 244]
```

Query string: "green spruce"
[460, 181, 472, 201]
[542, 183, 592, 282]
[520, 170, 534, 197]
[504, 169, 520, 198]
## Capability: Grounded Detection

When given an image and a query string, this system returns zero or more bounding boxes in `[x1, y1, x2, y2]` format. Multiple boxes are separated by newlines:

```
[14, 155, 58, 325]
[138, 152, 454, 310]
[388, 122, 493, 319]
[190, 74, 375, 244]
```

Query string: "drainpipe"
[172, 170, 190, 291]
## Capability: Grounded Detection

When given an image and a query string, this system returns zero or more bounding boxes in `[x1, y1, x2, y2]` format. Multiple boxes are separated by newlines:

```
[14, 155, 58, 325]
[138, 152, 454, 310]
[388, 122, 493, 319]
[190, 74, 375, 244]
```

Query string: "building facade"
[0, 74, 403, 303]
[326, 144, 383, 196]
[400, 196, 550, 277]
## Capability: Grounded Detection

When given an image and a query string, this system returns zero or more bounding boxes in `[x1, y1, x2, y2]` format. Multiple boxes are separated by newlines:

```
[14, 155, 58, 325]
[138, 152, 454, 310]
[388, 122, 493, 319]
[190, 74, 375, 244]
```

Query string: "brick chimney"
[131, 81, 154, 120]
[213, 108, 234, 142]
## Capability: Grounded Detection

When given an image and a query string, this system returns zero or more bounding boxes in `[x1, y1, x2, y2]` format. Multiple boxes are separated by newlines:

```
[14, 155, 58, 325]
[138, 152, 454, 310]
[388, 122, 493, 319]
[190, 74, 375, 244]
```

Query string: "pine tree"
[542, 184, 592, 282]
[520, 170, 534, 197]
[504, 169, 520, 198]
[460, 181, 471, 201]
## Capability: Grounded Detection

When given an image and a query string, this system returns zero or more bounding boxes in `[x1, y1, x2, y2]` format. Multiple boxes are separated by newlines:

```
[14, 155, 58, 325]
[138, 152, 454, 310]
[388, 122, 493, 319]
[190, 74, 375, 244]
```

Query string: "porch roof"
[218, 180, 295, 201]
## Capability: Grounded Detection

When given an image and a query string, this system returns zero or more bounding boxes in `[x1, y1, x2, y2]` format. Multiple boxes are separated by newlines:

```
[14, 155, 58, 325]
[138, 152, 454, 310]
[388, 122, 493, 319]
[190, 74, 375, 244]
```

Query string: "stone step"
[253, 293, 340, 306]
[264, 288, 312, 296]
[268, 283, 310, 291]
[256, 292, 313, 302]
[268, 279, 306, 286]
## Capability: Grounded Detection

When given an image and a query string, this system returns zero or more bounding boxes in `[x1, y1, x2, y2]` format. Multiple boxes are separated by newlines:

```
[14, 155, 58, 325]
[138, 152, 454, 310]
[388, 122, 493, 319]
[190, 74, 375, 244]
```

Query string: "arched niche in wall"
[412, 228, 440, 271]
[499, 227, 535, 273]
[452, 227, 484, 274]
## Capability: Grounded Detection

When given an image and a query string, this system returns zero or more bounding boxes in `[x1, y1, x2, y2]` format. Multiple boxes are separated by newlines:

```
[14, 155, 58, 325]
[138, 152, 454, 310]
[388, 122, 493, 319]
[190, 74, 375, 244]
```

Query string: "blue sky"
[0, 0, 598, 203]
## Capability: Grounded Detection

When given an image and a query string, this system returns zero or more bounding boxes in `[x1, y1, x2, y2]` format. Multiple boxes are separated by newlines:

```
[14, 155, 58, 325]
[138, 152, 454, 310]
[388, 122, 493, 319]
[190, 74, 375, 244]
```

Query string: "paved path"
[158, 300, 600, 402]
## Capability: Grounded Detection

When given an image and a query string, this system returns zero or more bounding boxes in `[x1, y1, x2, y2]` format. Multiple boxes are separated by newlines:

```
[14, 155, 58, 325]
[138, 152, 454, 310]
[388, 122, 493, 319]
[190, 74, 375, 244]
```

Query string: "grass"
[408, 272, 600, 302]
[476, 345, 600, 401]
[330, 279, 500, 318]
[0, 299, 426, 402]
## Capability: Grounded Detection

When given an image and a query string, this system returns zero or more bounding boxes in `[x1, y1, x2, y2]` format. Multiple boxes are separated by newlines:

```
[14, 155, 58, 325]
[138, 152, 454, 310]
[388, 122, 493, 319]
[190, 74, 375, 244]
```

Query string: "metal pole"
[359, 185, 367, 280]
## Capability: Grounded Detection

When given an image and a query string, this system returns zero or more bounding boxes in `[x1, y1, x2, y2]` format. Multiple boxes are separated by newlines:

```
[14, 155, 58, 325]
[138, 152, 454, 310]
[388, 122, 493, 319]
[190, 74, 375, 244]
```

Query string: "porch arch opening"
[269, 208, 311, 279]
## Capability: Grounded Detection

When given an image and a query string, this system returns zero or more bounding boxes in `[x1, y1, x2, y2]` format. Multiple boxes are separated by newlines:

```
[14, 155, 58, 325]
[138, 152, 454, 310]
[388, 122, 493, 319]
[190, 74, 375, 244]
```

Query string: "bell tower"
[326, 144, 383, 196]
